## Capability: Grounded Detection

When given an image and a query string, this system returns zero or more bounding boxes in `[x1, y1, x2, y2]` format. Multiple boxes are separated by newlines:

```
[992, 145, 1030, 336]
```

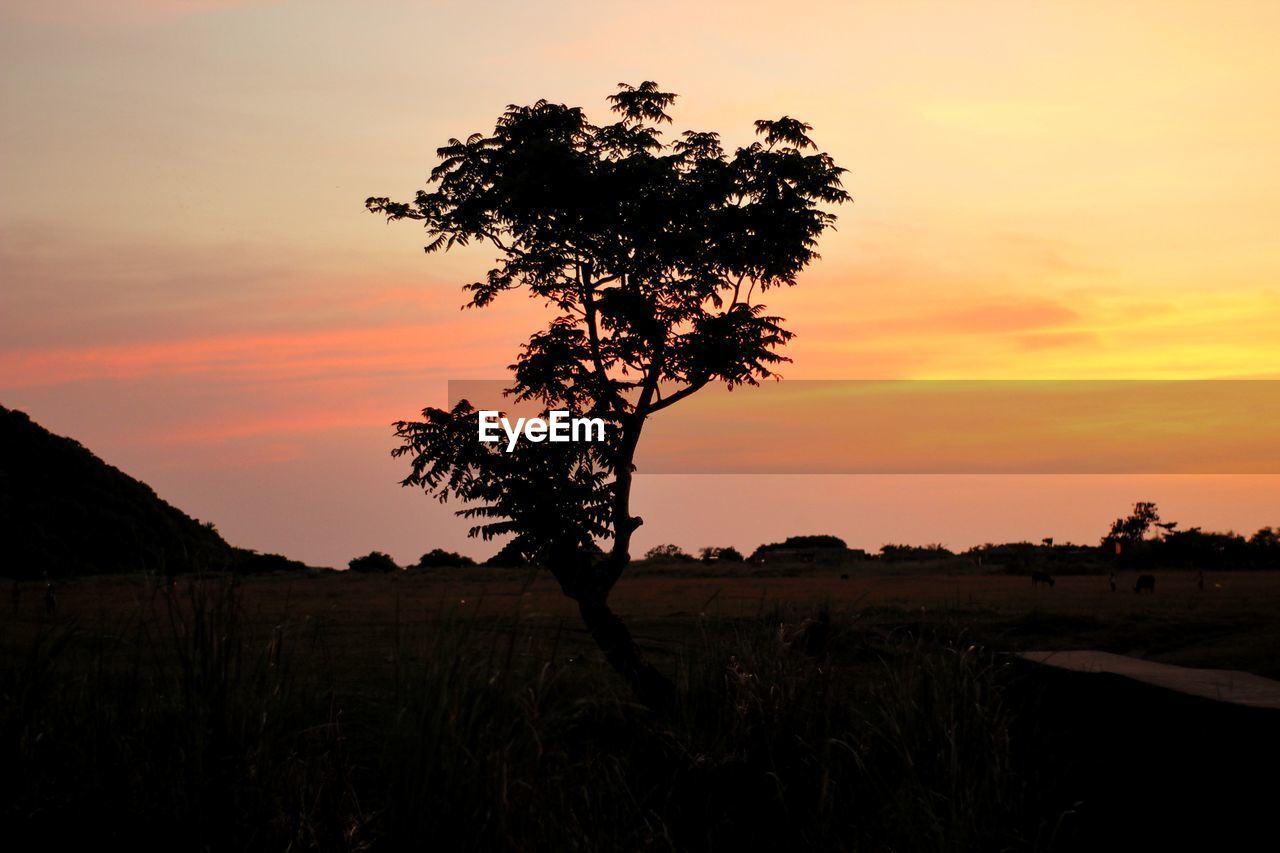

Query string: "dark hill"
[0, 405, 313, 577]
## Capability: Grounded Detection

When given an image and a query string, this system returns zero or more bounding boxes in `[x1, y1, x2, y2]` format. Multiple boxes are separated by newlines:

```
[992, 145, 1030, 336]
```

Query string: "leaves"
[607, 81, 677, 125]
[374, 82, 849, 565]
[392, 401, 612, 560]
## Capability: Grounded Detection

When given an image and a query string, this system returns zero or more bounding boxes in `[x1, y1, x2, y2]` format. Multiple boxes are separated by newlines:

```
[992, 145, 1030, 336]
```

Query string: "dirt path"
[1020, 650, 1280, 709]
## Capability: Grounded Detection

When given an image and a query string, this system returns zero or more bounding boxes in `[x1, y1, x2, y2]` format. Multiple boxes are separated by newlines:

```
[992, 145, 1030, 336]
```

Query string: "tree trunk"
[577, 594, 673, 709]
[548, 548, 674, 709]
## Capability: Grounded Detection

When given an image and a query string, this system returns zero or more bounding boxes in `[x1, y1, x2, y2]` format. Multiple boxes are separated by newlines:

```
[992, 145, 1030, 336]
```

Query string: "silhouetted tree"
[415, 548, 476, 569]
[778, 534, 847, 550]
[1104, 501, 1162, 549]
[696, 545, 745, 564]
[348, 551, 399, 573]
[368, 82, 848, 702]
[1249, 526, 1279, 549]
[644, 543, 693, 562]
[1248, 527, 1279, 568]
[878, 543, 954, 562]
[750, 534, 850, 562]
[1155, 527, 1246, 570]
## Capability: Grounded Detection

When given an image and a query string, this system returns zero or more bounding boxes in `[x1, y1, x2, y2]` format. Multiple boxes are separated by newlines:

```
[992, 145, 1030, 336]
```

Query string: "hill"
[0, 405, 313, 577]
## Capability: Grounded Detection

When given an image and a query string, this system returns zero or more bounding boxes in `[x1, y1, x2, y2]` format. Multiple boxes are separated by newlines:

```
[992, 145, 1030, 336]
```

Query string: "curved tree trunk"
[577, 594, 673, 709]
[548, 548, 674, 709]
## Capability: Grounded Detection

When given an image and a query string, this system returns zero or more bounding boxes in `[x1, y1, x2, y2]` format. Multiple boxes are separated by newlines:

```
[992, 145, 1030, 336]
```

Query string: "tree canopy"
[1104, 501, 1162, 547]
[371, 82, 847, 569]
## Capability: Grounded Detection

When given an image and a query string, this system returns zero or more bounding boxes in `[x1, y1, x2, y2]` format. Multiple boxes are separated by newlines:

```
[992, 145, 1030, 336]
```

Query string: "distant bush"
[1094, 513, 1280, 570]
[1151, 528, 1248, 570]
[415, 548, 476, 569]
[348, 551, 399, 573]
[963, 541, 1101, 574]
[751, 535, 851, 563]
[698, 546, 744, 564]
[1251, 527, 1280, 568]
[1251, 526, 1279, 550]
[879, 543, 954, 562]
[776, 534, 847, 551]
[644, 544, 693, 561]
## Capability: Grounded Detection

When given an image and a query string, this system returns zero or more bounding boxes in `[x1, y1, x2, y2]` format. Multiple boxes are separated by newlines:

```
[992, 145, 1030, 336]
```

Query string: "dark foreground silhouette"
[5, 575, 1278, 851]
[1008, 658, 1280, 850]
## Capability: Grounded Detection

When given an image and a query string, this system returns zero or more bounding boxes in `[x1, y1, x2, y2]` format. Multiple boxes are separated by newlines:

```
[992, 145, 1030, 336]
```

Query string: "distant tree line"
[1098, 502, 1280, 571]
[612, 503, 1280, 573]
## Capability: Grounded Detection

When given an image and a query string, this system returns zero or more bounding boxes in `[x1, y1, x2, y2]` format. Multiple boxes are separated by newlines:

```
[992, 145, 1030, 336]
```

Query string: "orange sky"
[2, 1, 1278, 564]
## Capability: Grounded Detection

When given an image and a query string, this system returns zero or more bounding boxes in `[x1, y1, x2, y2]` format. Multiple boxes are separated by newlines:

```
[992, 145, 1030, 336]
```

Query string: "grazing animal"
[1031, 571, 1055, 588]
[1134, 574, 1156, 593]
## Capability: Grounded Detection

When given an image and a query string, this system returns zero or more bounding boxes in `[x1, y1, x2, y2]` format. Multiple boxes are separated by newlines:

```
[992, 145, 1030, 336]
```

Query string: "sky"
[2, 1, 1278, 566]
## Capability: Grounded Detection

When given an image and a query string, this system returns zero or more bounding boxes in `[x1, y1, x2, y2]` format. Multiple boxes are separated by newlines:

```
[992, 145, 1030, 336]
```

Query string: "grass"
[4, 567, 1278, 850]
[4, 580, 362, 849]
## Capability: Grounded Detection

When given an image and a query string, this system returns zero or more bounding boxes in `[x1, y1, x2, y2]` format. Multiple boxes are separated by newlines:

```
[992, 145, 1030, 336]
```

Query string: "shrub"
[415, 548, 476, 569]
[644, 544, 692, 561]
[879, 543, 954, 562]
[347, 551, 399, 573]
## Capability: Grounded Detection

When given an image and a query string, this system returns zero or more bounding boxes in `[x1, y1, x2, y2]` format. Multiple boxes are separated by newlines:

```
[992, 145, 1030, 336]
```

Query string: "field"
[4, 564, 1279, 850]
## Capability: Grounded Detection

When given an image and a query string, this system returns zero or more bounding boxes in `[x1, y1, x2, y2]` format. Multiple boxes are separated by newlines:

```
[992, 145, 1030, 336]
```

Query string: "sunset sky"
[3, 1, 1278, 566]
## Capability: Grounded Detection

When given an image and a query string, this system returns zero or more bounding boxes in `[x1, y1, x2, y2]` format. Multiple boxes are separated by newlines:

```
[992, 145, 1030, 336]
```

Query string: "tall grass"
[2, 579, 363, 849]
[2, 580, 1053, 851]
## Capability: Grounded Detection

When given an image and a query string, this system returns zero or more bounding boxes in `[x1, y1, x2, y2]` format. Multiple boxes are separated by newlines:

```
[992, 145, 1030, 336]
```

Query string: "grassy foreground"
[3, 568, 1278, 850]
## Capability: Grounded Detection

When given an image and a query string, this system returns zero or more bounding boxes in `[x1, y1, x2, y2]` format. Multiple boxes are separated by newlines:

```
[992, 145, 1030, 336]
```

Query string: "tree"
[415, 548, 476, 569]
[1104, 501, 1162, 549]
[1249, 527, 1280, 568]
[645, 543, 692, 562]
[348, 551, 400, 573]
[1250, 526, 1279, 550]
[368, 82, 849, 701]
[698, 546, 745, 563]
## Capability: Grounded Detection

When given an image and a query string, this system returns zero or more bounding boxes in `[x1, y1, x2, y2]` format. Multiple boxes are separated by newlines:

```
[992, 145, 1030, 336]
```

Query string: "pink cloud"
[0, 323, 512, 389]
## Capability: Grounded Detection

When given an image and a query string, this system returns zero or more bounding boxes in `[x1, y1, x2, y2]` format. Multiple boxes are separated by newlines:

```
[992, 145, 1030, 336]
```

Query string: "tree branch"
[647, 378, 709, 414]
